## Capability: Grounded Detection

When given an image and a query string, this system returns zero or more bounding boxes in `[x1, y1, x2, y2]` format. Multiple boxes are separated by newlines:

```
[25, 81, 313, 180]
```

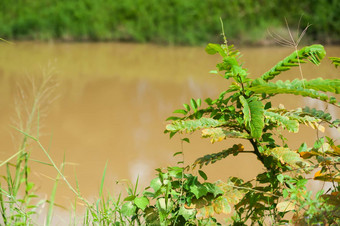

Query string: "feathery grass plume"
[268, 17, 311, 87]
[0, 65, 58, 225]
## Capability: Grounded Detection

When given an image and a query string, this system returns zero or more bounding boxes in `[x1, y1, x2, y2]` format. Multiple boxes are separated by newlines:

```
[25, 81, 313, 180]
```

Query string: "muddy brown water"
[0, 42, 339, 222]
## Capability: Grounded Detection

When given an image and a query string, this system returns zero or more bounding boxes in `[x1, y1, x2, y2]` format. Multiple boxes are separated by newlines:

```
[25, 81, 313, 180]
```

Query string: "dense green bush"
[0, 0, 339, 45]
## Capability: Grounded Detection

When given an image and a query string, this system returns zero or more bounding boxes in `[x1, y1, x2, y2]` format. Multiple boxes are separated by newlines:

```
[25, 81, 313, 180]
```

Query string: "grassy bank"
[0, 0, 339, 45]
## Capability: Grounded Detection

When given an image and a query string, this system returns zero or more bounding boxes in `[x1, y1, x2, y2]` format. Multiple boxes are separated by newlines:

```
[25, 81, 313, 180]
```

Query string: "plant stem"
[249, 139, 267, 169]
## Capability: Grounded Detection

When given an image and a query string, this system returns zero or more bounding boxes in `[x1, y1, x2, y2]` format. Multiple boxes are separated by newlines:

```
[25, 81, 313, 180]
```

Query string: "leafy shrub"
[159, 40, 339, 224]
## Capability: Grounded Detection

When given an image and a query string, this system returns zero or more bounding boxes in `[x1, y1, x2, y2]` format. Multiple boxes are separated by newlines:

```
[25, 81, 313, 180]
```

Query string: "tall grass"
[0, 68, 58, 225]
[0, 0, 339, 45]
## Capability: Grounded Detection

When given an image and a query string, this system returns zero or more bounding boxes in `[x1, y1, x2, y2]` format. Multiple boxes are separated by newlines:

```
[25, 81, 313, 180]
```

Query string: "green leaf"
[329, 57, 340, 68]
[179, 205, 196, 221]
[173, 109, 187, 115]
[250, 79, 339, 106]
[239, 96, 250, 125]
[303, 78, 340, 94]
[166, 117, 226, 133]
[198, 170, 208, 180]
[190, 98, 198, 112]
[192, 144, 242, 169]
[197, 98, 202, 107]
[205, 43, 227, 57]
[124, 195, 136, 201]
[183, 103, 191, 112]
[166, 116, 180, 121]
[277, 174, 284, 183]
[168, 166, 184, 178]
[302, 107, 332, 121]
[273, 108, 325, 131]
[121, 202, 137, 217]
[248, 98, 265, 139]
[150, 177, 162, 193]
[173, 151, 182, 157]
[190, 184, 208, 199]
[156, 198, 173, 212]
[134, 196, 149, 210]
[239, 96, 264, 138]
[205, 98, 213, 105]
[182, 138, 190, 143]
[144, 207, 159, 224]
[203, 183, 223, 197]
[26, 182, 34, 192]
[264, 111, 299, 133]
[298, 143, 308, 153]
[261, 44, 326, 81]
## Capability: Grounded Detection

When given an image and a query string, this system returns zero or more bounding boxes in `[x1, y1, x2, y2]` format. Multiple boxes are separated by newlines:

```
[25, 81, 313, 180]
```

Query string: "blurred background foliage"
[0, 0, 339, 45]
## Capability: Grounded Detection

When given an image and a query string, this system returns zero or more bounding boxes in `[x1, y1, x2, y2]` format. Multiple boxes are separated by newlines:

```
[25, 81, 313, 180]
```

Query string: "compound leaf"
[166, 118, 226, 133]
[264, 147, 309, 168]
[261, 44, 326, 81]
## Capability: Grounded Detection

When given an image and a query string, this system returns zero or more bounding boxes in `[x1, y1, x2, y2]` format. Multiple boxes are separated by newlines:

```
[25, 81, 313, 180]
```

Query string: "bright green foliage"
[101, 166, 247, 225]
[166, 117, 226, 133]
[244, 97, 264, 139]
[260, 45, 326, 81]
[250, 78, 340, 106]
[264, 111, 299, 132]
[165, 40, 340, 224]
[330, 57, 340, 68]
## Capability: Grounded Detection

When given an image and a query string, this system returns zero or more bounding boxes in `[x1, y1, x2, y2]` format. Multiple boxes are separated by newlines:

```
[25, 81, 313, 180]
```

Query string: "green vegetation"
[0, 35, 339, 224]
[162, 38, 340, 224]
[0, 0, 339, 45]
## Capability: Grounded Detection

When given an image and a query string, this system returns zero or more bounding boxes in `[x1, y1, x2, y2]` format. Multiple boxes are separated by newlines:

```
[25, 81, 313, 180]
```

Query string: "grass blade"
[99, 162, 108, 198]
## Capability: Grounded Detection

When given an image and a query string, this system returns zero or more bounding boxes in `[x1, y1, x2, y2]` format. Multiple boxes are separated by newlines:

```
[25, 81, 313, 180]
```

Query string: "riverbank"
[1, 0, 339, 45]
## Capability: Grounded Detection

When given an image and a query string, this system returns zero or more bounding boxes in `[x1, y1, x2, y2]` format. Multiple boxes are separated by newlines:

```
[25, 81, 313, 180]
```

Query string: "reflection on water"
[0, 42, 339, 217]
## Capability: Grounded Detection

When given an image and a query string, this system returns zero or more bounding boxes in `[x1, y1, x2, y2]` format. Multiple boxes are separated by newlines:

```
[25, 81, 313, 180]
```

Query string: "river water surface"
[0, 42, 339, 223]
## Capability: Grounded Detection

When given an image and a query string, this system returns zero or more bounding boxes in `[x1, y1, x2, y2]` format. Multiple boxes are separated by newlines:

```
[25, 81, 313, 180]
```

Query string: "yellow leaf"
[317, 124, 325, 133]
[314, 170, 322, 178]
[276, 201, 295, 212]
[331, 191, 339, 196]
[299, 151, 313, 159]
[331, 145, 340, 155]
[314, 170, 340, 182]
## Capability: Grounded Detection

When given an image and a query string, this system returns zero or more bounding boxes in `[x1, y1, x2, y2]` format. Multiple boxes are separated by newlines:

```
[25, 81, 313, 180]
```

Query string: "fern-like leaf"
[192, 144, 244, 169]
[264, 111, 299, 132]
[264, 147, 309, 168]
[202, 128, 250, 143]
[260, 44, 326, 82]
[267, 108, 328, 132]
[329, 57, 340, 68]
[250, 79, 339, 106]
[300, 107, 333, 121]
[302, 78, 340, 94]
[165, 118, 226, 133]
